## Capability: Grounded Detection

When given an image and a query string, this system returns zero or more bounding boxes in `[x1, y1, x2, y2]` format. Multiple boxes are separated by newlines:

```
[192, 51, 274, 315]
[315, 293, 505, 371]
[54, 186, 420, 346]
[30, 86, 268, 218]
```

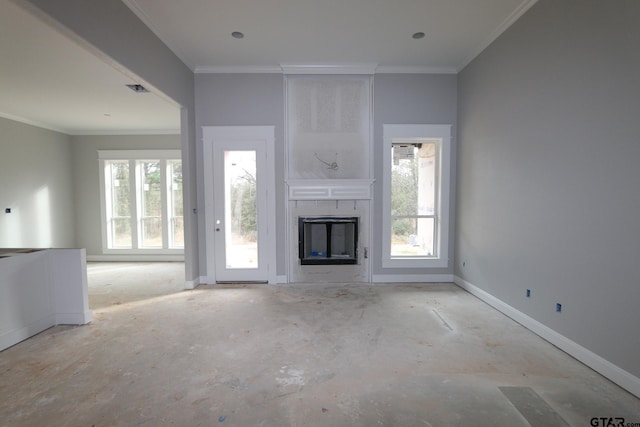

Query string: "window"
[382, 125, 451, 268]
[99, 150, 183, 253]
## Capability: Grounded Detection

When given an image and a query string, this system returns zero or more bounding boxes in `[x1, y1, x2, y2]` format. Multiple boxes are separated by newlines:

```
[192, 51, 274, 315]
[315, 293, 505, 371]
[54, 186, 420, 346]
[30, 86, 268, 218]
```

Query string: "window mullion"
[161, 159, 169, 249]
[103, 160, 113, 248]
[382, 124, 450, 268]
[434, 141, 441, 258]
[99, 150, 184, 255]
[131, 160, 140, 249]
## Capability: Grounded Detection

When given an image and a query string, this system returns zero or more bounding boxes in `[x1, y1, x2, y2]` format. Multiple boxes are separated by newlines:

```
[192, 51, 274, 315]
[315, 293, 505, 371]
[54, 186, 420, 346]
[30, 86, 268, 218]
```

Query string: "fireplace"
[287, 180, 372, 282]
[298, 217, 358, 265]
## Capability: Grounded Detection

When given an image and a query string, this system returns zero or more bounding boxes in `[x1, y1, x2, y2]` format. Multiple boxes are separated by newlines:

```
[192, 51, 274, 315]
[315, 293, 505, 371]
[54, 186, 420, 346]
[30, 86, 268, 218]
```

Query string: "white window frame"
[382, 125, 451, 268]
[98, 150, 183, 255]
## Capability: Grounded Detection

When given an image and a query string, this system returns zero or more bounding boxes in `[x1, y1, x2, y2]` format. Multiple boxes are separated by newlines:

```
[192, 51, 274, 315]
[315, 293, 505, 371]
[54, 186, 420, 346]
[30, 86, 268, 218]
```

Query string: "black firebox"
[298, 217, 358, 265]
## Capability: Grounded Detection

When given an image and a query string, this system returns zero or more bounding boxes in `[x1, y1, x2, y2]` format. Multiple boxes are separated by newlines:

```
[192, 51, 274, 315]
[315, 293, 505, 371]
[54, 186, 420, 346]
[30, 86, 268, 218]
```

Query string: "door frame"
[202, 126, 277, 284]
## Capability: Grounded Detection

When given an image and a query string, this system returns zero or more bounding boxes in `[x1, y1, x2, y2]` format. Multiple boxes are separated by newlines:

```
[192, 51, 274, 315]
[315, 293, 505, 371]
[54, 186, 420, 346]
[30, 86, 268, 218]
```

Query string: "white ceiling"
[124, 0, 537, 73]
[0, 0, 180, 135]
[0, 0, 537, 135]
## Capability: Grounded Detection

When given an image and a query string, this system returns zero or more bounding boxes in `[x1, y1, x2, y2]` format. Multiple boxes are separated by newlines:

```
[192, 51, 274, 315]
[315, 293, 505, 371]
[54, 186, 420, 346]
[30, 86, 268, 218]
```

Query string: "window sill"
[382, 257, 448, 269]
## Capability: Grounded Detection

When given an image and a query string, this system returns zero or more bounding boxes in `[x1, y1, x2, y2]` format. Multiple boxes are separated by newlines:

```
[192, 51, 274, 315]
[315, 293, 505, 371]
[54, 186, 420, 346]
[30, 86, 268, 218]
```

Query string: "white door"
[203, 126, 276, 283]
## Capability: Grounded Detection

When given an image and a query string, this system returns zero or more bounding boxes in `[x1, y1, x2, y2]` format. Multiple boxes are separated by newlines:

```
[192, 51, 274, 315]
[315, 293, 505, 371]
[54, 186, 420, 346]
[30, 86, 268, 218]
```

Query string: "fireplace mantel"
[286, 179, 375, 201]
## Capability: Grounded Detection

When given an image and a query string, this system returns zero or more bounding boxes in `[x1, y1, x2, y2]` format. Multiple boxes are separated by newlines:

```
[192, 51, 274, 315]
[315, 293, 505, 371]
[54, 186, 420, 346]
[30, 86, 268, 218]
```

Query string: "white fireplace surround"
[286, 179, 374, 201]
[286, 179, 373, 283]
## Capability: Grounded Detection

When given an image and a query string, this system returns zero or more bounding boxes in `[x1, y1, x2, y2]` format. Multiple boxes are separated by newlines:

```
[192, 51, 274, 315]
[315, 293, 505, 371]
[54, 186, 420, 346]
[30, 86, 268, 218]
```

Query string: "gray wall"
[373, 74, 457, 276]
[24, 0, 199, 283]
[71, 134, 181, 257]
[194, 73, 457, 279]
[0, 117, 76, 248]
[195, 73, 286, 276]
[456, 0, 640, 378]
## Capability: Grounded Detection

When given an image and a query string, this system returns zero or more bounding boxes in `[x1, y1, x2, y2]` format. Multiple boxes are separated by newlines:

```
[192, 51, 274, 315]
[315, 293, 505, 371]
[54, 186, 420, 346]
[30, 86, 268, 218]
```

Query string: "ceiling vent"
[126, 84, 149, 93]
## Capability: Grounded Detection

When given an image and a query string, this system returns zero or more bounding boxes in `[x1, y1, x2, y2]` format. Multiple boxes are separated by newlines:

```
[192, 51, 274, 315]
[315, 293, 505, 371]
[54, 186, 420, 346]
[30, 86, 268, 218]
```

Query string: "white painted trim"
[193, 65, 460, 75]
[281, 63, 378, 75]
[72, 129, 181, 136]
[276, 275, 288, 284]
[381, 124, 452, 269]
[286, 179, 375, 200]
[98, 149, 181, 159]
[87, 255, 184, 262]
[0, 111, 67, 134]
[98, 152, 184, 253]
[372, 274, 454, 283]
[0, 315, 56, 352]
[55, 311, 93, 325]
[0, 112, 179, 136]
[202, 126, 277, 284]
[284, 77, 291, 283]
[375, 66, 457, 75]
[195, 65, 283, 74]
[457, 0, 539, 72]
[454, 275, 640, 399]
[184, 277, 201, 290]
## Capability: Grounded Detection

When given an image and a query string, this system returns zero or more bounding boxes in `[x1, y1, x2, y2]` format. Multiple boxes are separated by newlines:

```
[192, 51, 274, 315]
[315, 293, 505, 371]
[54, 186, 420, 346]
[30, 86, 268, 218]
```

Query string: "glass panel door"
[206, 126, 275, 283]
[223, 150, 258, 269]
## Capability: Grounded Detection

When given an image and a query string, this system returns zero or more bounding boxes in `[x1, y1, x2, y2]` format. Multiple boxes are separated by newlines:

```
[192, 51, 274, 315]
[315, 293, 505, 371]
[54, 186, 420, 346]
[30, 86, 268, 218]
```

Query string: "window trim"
[98, 150, 183, 255]
[382, 124, 451, 268]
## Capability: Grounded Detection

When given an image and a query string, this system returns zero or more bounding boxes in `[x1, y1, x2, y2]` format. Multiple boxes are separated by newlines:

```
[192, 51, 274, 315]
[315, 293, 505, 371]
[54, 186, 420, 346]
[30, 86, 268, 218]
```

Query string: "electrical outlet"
[556, 303, 562, 313]
[526, 289, 531, 298]
[4, 208, 10, 213]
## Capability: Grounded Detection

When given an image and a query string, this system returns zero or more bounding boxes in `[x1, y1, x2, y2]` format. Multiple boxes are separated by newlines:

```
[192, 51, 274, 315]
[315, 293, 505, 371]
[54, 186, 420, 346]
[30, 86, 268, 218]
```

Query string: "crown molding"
[194, 65, 283, 74]
[281, 63, 378, 75]
[375, 65, 457, 74]
[0, 112, 67, 134]
[69, 129, 181, 136]
[194, 64, 460, 75]
[457, 0, 539, 72]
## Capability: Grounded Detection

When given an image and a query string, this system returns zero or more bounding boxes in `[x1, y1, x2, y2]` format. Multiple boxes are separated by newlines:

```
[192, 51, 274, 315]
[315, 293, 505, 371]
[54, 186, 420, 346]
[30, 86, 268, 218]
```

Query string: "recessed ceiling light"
[126, 84, 149, 93]
[231, 31, 244, 39]
[412, 32, 425, 39]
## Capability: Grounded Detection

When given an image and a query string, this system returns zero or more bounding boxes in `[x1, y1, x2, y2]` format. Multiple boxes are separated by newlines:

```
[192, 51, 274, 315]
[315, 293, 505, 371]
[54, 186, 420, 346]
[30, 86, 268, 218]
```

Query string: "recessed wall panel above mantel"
[286, 75, 372, 180]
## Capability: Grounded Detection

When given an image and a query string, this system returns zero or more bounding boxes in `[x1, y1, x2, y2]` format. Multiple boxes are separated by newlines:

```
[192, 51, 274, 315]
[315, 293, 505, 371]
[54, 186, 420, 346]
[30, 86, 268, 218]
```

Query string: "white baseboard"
[276, 275, 288, 284]
[55, 310, 93, 325]
[371, 274, 454, 283]
[184, 277, 200, 290]
[454, 275, 640, 398]
[87, 255, 184, 262]
[1, 315, 55, 352]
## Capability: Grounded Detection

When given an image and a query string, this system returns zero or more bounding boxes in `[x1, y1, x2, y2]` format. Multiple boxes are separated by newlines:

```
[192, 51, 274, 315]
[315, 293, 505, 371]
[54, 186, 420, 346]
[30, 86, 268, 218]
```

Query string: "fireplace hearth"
[298, 217, 358, 265]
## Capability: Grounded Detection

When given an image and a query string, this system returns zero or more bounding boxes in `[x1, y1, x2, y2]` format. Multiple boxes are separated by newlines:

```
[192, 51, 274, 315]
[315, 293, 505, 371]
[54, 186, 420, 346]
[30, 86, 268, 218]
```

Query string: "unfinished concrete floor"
[1, 263, 639, 426]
